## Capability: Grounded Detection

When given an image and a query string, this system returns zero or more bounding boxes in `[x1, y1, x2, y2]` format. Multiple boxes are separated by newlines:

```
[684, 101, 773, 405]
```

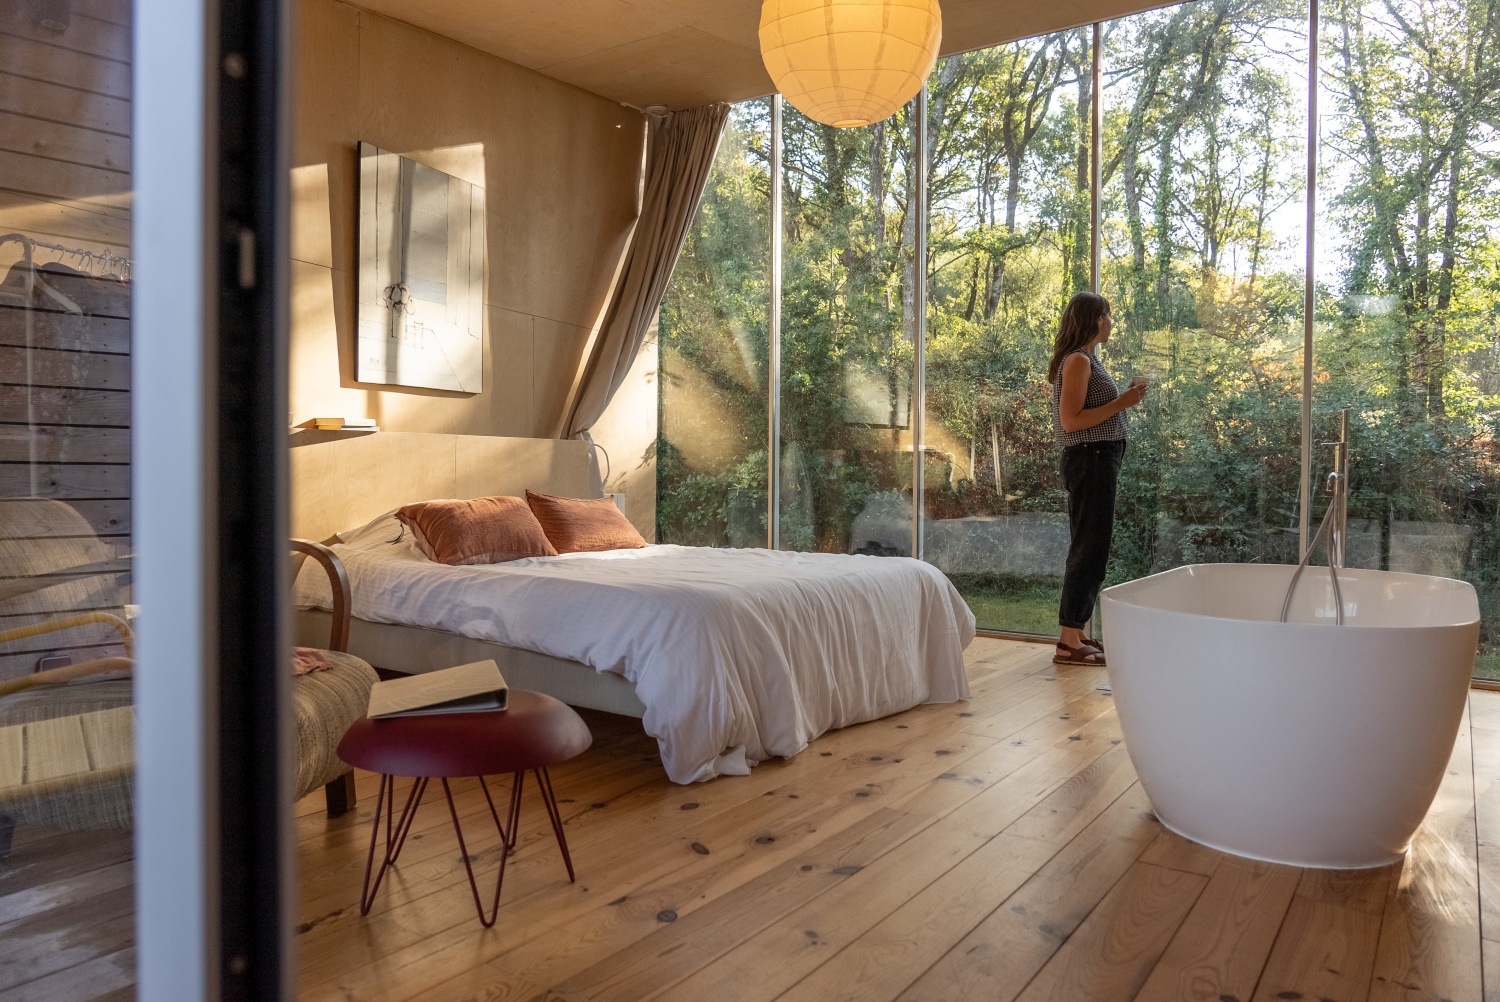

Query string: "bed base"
[295, 610, 647, 719]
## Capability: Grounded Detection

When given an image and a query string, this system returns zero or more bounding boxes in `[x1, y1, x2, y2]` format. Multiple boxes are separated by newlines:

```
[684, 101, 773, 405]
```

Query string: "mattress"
[294, 514, 975, 783]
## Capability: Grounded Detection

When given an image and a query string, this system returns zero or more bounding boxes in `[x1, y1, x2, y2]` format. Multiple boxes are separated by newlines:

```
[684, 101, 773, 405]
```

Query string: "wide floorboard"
[291, 639, 1500, 1002]
[1, 638, 1493, 1000]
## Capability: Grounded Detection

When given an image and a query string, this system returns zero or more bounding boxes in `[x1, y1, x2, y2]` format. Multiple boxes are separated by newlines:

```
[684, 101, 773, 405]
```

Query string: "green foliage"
[658, 0, 1500, 653]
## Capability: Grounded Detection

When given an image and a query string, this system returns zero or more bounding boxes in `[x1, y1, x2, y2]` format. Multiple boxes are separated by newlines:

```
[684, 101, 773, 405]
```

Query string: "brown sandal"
[1053, 642, 1105, 667]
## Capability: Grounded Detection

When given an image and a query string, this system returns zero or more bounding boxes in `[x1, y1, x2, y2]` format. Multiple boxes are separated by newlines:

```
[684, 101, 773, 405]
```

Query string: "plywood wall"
[289, 0, 646, 439]
[590, 321, 658, 538]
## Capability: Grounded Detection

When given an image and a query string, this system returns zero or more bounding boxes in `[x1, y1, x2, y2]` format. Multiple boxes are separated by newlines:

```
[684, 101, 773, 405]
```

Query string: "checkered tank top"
[1051, 350, 1128, 447]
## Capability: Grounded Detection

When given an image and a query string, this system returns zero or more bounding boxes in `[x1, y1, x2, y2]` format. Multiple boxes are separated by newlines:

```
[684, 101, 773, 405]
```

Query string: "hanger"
[0, 233, 134, 314]
[1, 232, 135, 492]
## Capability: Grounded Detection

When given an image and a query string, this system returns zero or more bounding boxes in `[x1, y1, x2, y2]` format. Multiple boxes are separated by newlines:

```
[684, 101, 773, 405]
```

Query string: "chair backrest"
[0, 498, 129, 680]
[290, 539, 350, 653]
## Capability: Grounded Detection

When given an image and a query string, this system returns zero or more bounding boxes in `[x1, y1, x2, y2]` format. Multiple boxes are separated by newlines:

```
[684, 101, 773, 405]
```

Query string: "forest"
[655, 0, 1500, 673]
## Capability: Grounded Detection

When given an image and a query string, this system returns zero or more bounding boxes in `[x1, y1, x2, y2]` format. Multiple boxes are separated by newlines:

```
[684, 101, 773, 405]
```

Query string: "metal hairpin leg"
[358, 774, 429, 915]
[443, 774, 522, 928]
[359, 767, 578, 928]
[534, 767, 576, 881]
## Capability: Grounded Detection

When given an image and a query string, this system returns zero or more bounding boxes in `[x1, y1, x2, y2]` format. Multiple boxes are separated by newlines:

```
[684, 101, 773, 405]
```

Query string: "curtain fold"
[563, 102, 731, 493]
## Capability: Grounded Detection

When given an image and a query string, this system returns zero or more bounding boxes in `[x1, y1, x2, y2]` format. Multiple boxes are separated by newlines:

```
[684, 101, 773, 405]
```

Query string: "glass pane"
[922, 30, 1095, 633]
[1316, 0, 1500, 679]
[0, 0, 139, 993]
[780, 103, 917, 554]
[1101, 0, 1309, 582]
[657, 99, 773, 547]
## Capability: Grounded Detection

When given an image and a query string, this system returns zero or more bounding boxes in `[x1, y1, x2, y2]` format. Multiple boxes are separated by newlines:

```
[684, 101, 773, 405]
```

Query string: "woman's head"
[1048, 292, 1113, 383]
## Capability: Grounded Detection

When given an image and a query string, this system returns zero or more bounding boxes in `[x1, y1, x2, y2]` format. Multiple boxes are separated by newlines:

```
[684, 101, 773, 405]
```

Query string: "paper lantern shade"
[760, 0, 942, 129]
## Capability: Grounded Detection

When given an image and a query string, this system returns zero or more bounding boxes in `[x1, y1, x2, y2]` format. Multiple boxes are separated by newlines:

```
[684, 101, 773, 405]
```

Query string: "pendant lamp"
[759, 0, 942, 129]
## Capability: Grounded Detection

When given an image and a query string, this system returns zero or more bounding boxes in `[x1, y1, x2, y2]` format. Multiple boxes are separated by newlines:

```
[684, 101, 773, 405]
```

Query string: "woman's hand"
[1059, 357, 1145, 433]
[1120, 378, 1148, 408]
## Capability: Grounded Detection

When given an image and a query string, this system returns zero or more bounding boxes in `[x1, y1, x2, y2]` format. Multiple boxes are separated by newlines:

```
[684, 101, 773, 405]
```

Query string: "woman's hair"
[1047, 292, 1112, 383]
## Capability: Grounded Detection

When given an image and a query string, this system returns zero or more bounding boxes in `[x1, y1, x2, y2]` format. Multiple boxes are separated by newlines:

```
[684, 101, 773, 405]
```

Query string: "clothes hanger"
[0, 233, 134, 314]
[1, 233, 135, 491]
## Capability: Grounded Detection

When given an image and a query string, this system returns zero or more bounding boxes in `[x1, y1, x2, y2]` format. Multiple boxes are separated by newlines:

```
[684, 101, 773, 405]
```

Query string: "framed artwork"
[356, 141, 485, 392]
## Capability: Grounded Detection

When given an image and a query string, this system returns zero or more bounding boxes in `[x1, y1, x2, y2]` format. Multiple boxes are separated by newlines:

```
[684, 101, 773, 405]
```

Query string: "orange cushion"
[525, 491, 647, 554]
[396, 496, 558, 565]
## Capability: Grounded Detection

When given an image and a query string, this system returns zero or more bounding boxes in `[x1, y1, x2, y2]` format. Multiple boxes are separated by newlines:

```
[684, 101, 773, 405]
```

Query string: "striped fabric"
[0, 651, 377, 831]
[1051, 350, 1128, 447]
[292, 650, 380, 796]
[0, 499, 130, 682]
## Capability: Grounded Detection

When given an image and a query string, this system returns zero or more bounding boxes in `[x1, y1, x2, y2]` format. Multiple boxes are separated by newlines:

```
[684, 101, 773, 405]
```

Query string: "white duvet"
[295, 518, 975, 783]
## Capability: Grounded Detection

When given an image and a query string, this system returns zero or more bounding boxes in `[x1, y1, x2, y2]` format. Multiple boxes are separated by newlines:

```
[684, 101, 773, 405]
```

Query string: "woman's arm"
[1057, 352, 1146, 433]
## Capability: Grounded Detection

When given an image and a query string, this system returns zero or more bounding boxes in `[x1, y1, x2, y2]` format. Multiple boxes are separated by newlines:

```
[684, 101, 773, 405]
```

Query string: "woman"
[1049, 292, 1146, 666]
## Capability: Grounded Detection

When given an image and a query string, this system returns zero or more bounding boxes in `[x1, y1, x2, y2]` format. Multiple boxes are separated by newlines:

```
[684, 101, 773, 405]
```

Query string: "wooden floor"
[288, 639, 1500, 1002]
[0, 825, 135, 1000]
[2, 638, 1498, 1000]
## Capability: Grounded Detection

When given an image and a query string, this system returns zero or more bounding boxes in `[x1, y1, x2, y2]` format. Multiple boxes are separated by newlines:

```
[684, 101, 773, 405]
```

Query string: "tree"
[658, 0, 1500, 660]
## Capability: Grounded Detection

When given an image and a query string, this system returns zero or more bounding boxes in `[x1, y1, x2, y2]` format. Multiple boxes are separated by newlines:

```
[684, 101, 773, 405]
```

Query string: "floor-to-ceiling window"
[921, 29, 1093, 633]
[657, 0, 1500, 679]
[2, 0, 295, 992]
[1, 0, 143, 991]
[1317, 0, 1500, 678]
[657, 100, 772, 547]
[1100, 0, 1310, 584]
[778, 103, 918, 555]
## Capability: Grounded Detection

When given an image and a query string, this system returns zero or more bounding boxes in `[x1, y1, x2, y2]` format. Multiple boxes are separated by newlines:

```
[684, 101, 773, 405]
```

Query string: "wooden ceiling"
[353, 0, 1177, 110]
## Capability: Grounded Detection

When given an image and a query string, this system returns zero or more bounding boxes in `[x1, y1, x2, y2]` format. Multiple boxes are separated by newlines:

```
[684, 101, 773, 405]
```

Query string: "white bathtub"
[1100, 563, 1479, 868]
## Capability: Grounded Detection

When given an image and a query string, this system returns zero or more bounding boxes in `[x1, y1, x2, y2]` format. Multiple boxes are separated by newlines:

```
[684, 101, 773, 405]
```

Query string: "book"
[292, 417, 380, 433]
[368, 660, 509, 719]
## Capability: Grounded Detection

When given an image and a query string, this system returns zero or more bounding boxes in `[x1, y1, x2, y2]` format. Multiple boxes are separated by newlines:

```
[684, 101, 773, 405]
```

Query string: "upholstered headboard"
[289, 432, 592, 541]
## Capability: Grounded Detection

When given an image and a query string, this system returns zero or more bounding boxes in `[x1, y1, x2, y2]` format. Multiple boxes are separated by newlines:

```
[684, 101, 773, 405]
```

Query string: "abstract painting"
[356, 142, 485, 392]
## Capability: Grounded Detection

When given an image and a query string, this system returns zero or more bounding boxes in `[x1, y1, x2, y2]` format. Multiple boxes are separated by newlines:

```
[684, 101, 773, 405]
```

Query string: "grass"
[952, 574, 1060, 637]
[954, 573, 1500, 683]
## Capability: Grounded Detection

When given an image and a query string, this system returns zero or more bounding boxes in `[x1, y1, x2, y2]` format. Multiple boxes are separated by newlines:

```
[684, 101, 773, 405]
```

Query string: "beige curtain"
[563, 102, 731, 492]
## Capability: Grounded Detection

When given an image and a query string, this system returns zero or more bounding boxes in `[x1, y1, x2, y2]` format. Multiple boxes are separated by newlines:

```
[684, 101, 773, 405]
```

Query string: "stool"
[336, 689, 592, 927]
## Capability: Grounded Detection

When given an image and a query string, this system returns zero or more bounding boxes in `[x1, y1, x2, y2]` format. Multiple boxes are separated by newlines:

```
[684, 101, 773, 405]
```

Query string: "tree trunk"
[1069, 35, 1092, 296]
[991, 422, 1003, 496]
[1152, 133, 1175, 318]
[1248, 104, 1274, 288]
[870, 120, 887, 246]
[1430, 129, 1469, 419]
[963, 256, 979, 322]
[900, 113, 918, 426]
[984, 157, 1024, 319]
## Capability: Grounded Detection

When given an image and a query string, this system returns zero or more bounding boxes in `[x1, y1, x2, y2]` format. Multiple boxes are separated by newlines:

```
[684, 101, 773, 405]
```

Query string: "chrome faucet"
[1281, 409, 1350, 625]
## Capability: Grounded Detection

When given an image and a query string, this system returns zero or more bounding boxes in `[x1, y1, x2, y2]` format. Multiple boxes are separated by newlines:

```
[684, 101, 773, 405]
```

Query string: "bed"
[290, 432, 975, 783]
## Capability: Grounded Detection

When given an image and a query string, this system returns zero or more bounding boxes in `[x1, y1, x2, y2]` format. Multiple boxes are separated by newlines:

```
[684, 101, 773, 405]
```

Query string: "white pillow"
[295, 510, 423, 611]
[334, 510, 401, 548]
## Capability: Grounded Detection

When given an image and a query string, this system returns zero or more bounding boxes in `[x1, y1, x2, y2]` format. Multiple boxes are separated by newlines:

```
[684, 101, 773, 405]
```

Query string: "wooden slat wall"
[0, 0, 131, 537]
[0, 0, 132, 676]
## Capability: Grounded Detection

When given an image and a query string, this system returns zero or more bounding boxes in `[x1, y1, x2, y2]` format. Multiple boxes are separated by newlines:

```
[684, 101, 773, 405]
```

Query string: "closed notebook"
[367, 660, 509, 719]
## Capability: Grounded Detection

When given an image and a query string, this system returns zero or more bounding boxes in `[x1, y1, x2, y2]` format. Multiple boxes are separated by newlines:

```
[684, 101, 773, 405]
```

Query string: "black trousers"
[1058, 439, 1125, 630]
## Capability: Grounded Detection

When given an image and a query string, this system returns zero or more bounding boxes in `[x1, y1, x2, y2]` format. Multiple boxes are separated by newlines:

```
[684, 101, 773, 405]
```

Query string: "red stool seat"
[337, 690, 592, 777]
[337, 689, 592, 927]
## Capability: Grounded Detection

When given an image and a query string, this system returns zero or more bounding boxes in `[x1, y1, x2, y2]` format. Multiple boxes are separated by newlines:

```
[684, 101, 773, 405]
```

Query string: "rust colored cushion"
[525, 491, 647, 554]
[396, 496, 558, 565]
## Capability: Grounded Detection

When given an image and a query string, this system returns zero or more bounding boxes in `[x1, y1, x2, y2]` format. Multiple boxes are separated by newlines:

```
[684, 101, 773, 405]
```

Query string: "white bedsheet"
[296, 525, 974, 783]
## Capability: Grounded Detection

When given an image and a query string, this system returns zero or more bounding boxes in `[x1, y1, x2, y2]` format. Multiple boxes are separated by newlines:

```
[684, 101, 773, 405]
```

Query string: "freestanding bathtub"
[1100, 563, 1480, 869]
